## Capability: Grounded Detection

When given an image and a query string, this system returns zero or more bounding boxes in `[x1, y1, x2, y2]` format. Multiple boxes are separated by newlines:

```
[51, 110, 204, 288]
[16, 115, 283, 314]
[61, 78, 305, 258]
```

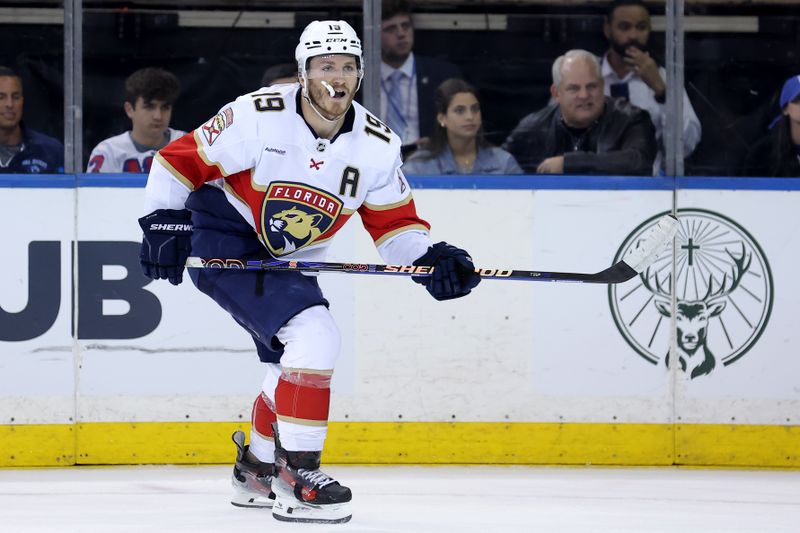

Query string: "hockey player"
[137, 20, 480, 524]
[88, 68, 185, 173]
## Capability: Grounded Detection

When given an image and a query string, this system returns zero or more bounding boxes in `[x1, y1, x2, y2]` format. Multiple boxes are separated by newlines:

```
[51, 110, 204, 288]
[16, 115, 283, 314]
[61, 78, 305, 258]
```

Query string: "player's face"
[304, 55, 360, 120]
[439, 92, 481, 140]
[552, 57, 605, 129]
[125, 97, 173, 137]
[604, 5, 651, 56]
[381, 14, 414, 63]
[0, 76, 24, 130]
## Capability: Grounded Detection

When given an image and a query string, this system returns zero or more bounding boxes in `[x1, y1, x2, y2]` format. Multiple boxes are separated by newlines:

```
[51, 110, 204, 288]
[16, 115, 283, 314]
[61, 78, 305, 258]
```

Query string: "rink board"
[1, 175, 799, 467]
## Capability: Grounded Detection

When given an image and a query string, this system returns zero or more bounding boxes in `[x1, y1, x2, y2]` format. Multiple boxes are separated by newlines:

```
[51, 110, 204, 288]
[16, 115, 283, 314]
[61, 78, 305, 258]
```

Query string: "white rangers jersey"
[87, 128, 186, 173]
[143, 84, 432, 265]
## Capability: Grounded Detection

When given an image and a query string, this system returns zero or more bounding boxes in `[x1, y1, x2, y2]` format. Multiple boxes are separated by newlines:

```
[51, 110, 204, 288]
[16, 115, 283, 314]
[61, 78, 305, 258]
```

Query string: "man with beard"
[137, 19, 479, 524]
[380, 0, 462, 153]
[503, 49, 656, 175]
[601, 0, 701, 173]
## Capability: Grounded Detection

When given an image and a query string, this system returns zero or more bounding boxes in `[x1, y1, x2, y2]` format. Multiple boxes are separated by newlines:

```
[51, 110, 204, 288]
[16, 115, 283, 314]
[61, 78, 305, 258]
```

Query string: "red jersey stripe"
[358, 198, 431, 244]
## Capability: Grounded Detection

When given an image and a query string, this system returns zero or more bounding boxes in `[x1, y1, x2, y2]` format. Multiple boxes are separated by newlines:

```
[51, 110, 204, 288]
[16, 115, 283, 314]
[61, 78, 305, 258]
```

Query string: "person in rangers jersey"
[137, 20, 480, 524]
[87, 68, 185, 173]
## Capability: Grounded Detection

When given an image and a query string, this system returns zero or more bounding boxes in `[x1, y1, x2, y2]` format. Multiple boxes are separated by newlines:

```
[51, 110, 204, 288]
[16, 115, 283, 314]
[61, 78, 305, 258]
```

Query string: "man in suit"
[380, 0, 462, 154]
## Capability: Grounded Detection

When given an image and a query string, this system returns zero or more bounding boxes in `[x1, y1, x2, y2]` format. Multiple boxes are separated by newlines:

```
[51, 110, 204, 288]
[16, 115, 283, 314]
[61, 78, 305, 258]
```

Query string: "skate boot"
[271, 429, 352, 523]
[230, 430, 276, 508]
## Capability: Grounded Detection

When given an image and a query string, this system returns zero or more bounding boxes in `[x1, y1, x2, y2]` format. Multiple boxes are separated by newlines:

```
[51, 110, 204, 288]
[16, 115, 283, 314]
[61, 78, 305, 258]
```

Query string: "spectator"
[261, 63, 298, 87]
[0, 66, 64, 173]
[601, 0, 701, 173]
[380, 0, 462, 152]
[404, 78, 522, 175]
[87, 67, 184, 173]
[743, 75, 800, 177]
[502, 50, 656, 175]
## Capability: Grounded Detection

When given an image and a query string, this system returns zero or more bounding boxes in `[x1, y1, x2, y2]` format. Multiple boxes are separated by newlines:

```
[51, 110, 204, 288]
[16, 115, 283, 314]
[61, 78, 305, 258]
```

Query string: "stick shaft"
[185, 257, 637, 284]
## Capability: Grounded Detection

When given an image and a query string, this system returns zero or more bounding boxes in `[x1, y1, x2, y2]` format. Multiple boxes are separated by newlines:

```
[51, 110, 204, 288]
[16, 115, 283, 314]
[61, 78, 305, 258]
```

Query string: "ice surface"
[0, 465, 798, 532]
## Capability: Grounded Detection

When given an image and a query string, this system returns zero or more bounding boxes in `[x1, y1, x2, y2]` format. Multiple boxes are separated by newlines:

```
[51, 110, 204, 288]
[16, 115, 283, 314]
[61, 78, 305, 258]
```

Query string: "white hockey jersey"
[143, 84, 432, 265]
[87, 128, 186, 173]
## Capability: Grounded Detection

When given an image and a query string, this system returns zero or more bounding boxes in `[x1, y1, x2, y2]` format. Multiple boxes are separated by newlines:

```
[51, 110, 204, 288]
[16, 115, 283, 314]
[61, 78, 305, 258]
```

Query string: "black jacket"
[502, 97, 657, 175]
[742, 124, 800, 177]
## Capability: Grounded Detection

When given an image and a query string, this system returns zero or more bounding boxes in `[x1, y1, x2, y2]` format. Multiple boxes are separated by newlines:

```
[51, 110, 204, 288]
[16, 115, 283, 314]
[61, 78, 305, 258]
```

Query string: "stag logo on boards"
[609, 209, 773, 379]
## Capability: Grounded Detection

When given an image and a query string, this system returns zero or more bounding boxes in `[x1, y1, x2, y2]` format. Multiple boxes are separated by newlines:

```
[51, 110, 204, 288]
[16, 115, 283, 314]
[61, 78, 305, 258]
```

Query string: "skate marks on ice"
[0, 465, 798, 533]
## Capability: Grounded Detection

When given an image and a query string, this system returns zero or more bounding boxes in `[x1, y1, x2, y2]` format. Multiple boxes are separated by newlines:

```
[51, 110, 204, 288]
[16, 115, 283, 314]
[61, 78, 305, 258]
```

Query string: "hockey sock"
[249, 393, 277, 463]
[274, 368, 332, 451]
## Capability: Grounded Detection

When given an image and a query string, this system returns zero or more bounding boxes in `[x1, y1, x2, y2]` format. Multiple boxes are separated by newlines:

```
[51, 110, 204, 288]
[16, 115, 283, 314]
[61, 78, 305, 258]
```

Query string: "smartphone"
[610, 82, 630, 101]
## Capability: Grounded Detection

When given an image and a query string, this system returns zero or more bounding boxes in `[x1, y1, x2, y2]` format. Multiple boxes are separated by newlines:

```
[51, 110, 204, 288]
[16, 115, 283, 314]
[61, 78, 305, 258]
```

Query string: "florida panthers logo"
[261, 182, 343, 256]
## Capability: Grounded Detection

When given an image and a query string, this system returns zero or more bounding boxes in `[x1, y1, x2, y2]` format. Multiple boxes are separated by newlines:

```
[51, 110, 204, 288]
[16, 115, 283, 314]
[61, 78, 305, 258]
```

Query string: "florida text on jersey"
[143, 83, 430, 262]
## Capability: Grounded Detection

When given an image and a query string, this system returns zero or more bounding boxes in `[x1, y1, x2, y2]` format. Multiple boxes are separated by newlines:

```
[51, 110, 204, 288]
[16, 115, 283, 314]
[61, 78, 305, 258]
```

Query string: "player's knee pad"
[276, 305, 341, 371]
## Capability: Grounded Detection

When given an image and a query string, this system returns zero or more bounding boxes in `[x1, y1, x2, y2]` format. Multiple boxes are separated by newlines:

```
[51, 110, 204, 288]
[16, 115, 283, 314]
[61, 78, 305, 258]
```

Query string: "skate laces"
[298, 468, 335, 488]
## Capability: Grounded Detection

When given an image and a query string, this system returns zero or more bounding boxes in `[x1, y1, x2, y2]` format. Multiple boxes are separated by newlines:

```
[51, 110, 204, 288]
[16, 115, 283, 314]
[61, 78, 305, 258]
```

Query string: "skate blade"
[272, 495, 352, 524]
[230, 487, 275, 509]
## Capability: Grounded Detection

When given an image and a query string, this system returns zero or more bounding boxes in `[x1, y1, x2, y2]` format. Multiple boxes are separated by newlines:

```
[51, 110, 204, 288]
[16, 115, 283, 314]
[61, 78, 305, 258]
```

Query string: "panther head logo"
[260, 182, 343, 257]
[269, 206, 323, 254]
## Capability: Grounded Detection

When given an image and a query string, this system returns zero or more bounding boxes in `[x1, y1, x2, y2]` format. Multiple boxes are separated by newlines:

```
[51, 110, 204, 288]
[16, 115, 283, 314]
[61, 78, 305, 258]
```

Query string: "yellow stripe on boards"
[676, 423, 800, 467]
[76, 422, 251, 465]
[0, 424, 75, 467]
[325, 423, 676, 465]
[1, 422, 798, 468]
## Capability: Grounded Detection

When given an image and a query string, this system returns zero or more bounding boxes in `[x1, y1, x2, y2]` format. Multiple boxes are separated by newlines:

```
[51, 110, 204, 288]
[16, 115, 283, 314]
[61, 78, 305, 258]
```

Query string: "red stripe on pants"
[251, 394, 276, 437]
[275, 376, 331, 423]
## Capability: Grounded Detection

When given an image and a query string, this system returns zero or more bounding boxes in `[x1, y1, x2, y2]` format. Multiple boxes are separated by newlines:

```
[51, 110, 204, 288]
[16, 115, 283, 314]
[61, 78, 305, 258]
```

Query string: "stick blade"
[185, 257, 204, 268]
[621, 214, 678, 273]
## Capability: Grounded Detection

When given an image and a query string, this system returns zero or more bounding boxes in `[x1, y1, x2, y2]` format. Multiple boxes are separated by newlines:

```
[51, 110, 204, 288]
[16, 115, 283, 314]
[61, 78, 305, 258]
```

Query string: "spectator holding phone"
[600, 0, 700, 173]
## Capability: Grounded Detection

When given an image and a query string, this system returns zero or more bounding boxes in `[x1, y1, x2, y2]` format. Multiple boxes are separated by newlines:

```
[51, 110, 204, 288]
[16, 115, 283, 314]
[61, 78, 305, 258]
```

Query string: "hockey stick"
[185, 215, 677, 284]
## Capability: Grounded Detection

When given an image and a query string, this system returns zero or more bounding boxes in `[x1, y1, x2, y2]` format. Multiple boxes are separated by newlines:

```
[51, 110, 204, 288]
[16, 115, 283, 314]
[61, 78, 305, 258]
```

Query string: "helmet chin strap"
[301, 76, 348, 124]
[300, 71, 363, 125]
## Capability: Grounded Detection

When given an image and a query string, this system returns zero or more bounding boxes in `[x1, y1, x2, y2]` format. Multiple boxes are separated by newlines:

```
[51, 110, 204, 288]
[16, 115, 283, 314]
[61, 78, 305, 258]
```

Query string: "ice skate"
[271, 428, 352, 523]
[230, 430, 276, 508]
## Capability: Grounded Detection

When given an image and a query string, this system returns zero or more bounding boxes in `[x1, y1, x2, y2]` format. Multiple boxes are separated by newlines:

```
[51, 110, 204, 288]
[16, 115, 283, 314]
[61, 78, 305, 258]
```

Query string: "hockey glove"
[138, 209, 193, 285]
[412, 242, 481, 301]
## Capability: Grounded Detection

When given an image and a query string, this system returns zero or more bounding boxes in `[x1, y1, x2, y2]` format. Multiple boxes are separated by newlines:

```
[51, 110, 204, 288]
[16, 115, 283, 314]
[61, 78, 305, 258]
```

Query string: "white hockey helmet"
[295, 20, 364, 81]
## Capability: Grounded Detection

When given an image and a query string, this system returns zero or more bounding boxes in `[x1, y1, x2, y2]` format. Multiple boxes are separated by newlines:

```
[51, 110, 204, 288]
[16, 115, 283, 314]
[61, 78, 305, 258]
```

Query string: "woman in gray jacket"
[403, 78, 522, 175]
